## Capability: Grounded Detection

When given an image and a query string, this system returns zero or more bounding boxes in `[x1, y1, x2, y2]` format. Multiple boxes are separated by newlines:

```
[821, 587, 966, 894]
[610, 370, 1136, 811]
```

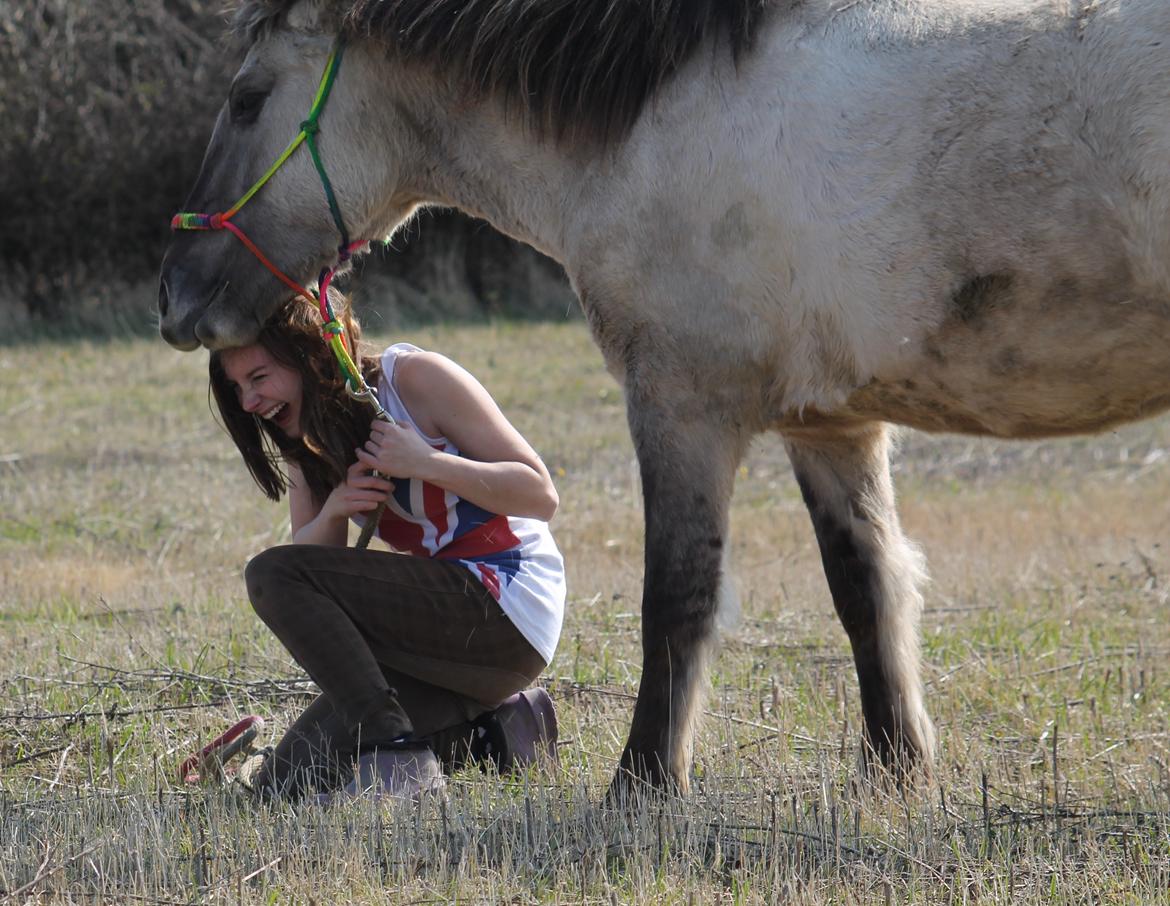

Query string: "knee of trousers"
[244, 546, 304, 623]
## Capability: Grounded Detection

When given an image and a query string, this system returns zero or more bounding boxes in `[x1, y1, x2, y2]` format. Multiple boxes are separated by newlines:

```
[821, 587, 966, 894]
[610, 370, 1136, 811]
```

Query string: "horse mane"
[233, 0, 772, 144]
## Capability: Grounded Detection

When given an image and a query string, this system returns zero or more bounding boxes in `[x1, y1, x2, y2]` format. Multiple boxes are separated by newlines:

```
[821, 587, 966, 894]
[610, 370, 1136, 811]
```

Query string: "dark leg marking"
[611, 403, 747, 797]
[787, 427, 934, 776]
[796, 475, 902, 763]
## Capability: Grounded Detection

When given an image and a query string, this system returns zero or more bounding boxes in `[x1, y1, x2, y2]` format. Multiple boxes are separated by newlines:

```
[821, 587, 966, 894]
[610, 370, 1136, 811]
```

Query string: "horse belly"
[841, 291, 1170, 439]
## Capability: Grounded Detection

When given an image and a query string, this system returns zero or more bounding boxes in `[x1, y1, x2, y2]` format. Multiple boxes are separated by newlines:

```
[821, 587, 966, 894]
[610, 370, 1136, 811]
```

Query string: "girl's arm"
[288, 461, 393, 546]
[356, 351, 558, 521]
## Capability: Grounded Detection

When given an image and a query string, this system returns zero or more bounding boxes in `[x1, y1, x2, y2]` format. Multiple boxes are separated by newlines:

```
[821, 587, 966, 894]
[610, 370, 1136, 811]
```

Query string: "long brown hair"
[209, 294, 382, 505]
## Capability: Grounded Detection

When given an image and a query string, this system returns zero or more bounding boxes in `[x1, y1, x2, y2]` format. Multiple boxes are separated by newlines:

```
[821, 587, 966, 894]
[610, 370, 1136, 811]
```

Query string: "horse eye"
[230, 89, 268, 124]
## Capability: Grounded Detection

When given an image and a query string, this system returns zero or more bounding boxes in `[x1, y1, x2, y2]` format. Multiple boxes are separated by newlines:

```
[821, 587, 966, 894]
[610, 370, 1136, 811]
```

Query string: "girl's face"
[220, 344, 304, 439]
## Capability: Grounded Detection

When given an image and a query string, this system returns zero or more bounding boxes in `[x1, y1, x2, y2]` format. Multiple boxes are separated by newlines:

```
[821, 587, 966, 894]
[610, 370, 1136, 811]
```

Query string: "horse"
[158, 0, 1170, 794]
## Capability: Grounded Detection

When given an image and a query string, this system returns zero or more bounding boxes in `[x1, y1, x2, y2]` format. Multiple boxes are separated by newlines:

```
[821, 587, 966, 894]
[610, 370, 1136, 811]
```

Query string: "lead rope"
[318, 261, 393, 550]
[172, 40, 391, 549]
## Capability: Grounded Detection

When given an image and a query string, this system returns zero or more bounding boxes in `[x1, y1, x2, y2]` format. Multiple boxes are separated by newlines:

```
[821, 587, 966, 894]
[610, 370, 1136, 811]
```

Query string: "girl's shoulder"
[385, 345, 462, 394]
[380, 345, 458, 439]
[379, 341, 425, 376]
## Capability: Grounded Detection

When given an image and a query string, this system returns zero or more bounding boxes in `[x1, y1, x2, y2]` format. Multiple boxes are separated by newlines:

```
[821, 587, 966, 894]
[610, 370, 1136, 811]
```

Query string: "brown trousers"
[243, 544, 546, 798]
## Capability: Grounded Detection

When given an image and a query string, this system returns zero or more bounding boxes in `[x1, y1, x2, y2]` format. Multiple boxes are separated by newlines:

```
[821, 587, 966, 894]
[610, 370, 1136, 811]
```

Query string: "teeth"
[262, 403, 285, 420]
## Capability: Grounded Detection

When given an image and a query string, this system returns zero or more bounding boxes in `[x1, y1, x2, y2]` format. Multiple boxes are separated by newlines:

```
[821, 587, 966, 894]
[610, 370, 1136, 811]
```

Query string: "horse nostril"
[158, 280, 170, 318]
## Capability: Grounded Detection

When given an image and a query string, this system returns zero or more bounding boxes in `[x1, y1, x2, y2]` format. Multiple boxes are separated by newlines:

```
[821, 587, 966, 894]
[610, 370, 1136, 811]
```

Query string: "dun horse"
[159, 0, 1170, 792]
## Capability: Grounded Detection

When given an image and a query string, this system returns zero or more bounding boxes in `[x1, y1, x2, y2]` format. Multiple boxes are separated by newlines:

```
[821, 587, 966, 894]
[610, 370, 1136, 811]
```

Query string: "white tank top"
[354, 343, 565, 664]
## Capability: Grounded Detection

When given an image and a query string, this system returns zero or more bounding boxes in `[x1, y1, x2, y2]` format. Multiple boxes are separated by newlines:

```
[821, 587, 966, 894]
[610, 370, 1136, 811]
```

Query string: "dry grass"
[2, 321, 1170, 903]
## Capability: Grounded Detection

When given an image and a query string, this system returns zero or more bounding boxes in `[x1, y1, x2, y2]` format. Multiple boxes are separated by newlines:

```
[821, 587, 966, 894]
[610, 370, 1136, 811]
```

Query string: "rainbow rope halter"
[173, 40, 391, 547]
[171, 40, 386, 418]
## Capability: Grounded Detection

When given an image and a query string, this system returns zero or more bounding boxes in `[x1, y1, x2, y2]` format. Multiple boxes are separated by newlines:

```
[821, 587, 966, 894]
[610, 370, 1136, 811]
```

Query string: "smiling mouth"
[262, 403, 287, 422]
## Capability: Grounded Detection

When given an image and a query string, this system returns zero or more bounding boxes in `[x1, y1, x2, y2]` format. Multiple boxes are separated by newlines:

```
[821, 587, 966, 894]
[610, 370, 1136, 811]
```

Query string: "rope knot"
[300, 118, 320, 136]
[171, 212, 211, 231]
[208, 212, 225, 230]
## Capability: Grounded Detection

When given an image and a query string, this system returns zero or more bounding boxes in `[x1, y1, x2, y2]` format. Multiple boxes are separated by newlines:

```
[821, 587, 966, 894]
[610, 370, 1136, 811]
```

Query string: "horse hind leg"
[784, 423, 936, 778]
[612, 401, 748, 798]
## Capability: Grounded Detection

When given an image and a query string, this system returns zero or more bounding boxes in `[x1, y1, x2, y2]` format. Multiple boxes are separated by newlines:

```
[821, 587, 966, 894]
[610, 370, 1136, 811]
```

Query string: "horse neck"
[393, 72, 609, 266]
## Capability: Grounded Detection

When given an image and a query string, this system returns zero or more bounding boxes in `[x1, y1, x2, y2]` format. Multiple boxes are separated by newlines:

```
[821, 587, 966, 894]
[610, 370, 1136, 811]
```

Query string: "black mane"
[234, 0, 771, 143]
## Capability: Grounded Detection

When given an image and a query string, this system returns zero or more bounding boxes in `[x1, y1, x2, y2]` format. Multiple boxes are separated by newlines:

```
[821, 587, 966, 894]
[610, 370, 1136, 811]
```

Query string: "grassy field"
[2, 321, 1169, 903]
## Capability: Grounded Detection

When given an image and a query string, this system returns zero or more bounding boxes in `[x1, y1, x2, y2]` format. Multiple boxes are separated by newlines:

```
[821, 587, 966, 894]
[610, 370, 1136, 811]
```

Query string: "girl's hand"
[319, 460, 394, 523]
[355, 420, 438, 481]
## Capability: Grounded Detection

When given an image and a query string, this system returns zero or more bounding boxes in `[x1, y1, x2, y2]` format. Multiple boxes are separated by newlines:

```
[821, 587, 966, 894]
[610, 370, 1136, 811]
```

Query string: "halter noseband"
[171, 40, 380, 411]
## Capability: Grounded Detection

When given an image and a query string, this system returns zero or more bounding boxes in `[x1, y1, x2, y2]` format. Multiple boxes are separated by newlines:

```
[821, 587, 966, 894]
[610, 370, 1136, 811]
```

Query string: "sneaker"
[341, 741, 445, 800]
[475, 688, 558, 773]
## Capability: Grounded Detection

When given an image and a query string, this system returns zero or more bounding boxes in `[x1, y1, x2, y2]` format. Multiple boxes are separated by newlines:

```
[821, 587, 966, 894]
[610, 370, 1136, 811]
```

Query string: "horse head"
[158, 2, 418, 350]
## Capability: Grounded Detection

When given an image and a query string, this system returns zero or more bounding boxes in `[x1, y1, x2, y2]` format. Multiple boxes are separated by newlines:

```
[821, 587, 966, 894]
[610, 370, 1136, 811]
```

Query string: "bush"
[0, 0, 235, 321]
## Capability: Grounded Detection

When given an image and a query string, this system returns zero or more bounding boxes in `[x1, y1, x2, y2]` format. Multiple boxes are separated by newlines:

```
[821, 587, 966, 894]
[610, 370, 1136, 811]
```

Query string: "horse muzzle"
[157, 272, 204, 351]
[158, 255, 269, 351]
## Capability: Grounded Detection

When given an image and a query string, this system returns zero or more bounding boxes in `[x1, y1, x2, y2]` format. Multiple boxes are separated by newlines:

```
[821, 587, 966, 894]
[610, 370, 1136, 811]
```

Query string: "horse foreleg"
[612, 403, 746, 797]
[784, 423, 936, 777]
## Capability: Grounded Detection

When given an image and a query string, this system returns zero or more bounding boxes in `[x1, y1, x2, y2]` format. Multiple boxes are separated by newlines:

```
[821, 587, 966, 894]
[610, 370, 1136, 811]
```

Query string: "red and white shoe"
[178, 715, 266, 785]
